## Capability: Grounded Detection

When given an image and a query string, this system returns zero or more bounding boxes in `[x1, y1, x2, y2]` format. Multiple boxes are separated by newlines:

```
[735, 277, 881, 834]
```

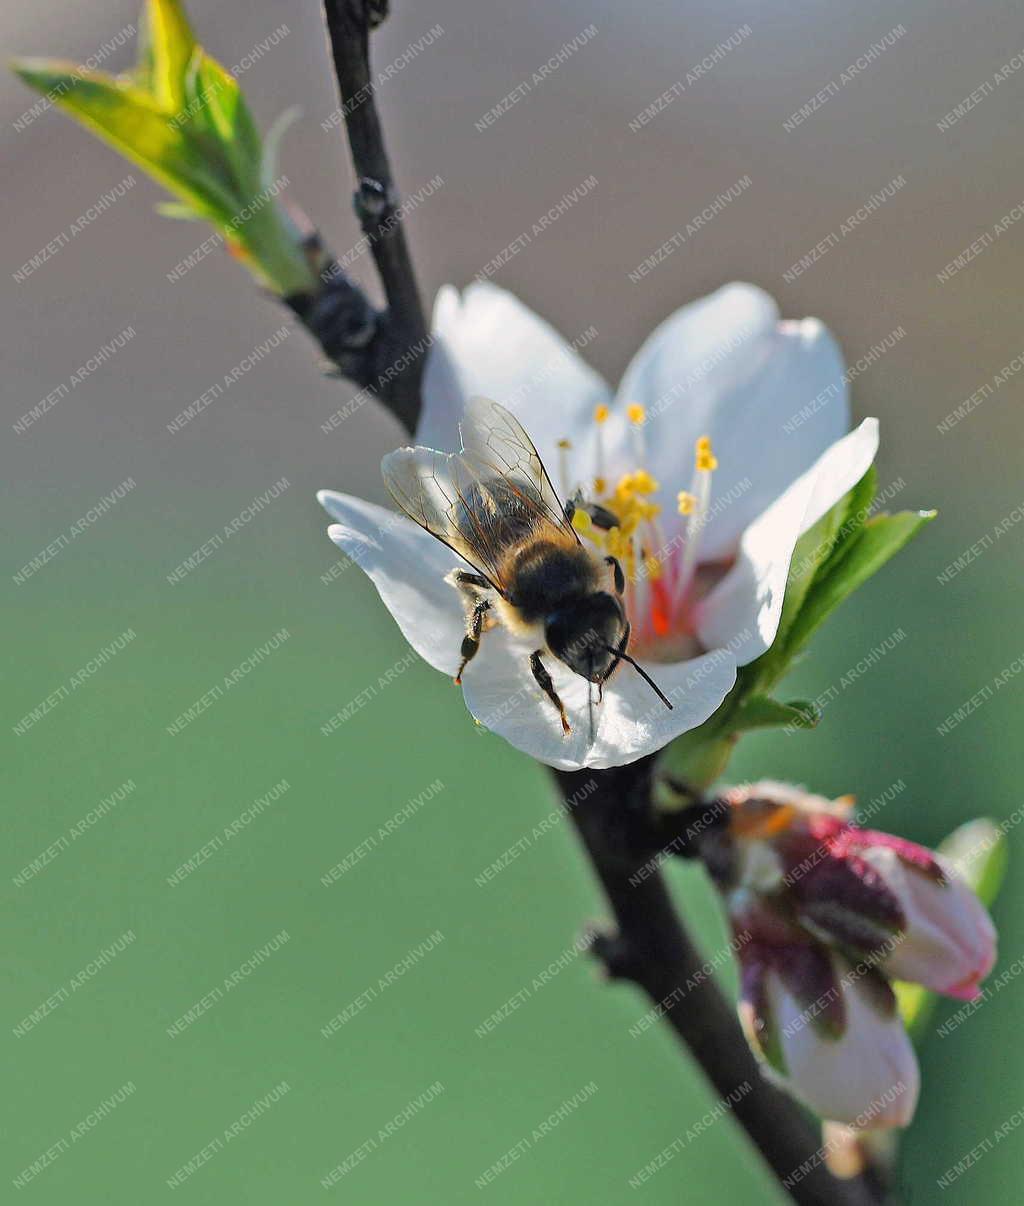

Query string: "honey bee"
[382, 397, 672, 736]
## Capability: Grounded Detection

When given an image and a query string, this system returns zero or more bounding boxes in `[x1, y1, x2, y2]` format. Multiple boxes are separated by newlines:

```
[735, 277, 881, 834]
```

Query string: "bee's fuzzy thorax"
[504, 540, 598, 624]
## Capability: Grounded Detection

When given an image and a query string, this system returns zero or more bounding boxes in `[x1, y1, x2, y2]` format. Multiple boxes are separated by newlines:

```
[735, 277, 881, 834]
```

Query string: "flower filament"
[565, 404, 720, 650]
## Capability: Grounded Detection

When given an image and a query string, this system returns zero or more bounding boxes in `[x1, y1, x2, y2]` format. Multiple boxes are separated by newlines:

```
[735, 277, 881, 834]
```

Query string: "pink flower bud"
[735, 913, 919, 1128]
[853, 843, 997, 999]
[710, 782, 997, 1001]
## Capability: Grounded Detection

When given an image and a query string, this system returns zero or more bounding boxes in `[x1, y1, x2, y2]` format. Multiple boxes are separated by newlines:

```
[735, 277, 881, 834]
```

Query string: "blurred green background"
[3, 0, 1021, 1201]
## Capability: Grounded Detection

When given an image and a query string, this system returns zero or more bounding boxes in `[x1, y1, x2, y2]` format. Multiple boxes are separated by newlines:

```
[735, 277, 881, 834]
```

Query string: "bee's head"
[545, 592, 626, 684]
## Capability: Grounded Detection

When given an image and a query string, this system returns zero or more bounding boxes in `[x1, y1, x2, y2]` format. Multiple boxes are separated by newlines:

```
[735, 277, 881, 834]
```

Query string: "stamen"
[674, 434, 717, 609]
[695, 435, 718, 472]
[643, 553, 662, 580]
[626, 423, 663, 630]
[627, 402, 646, 468]
[593, 404, 609, 494]
[579, 404, 725, 649]
[556, 437, 572, 498]
[630, 468, 659, 495]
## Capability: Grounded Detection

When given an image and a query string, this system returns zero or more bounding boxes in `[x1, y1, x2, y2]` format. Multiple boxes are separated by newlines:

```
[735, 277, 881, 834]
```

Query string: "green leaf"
[939, 818, 1008, 905]
[896, 818, 1007, 1037]
[185, 51, 262, 202]
[779, 466, 878, 638]
[731, 696, 820, 732]
[12, 25, 316, 298]
[10, 62, 238, 222]
[893, 980, 931, 1037]
[785, 509, 936, 657]
[137, 0, 197, 110]
[658, 729, 738, 797]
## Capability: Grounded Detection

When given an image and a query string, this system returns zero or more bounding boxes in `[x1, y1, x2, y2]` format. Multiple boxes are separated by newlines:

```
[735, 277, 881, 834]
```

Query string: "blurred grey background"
[3, 1, 1022, 1202]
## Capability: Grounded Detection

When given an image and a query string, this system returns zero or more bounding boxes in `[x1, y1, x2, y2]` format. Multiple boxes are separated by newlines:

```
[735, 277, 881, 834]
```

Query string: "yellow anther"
[630, 469, 659, 495]
[594, 476, 606, 494]
[644, 554, 663, 581]
[614, 473, 638, 501]
[677, 491, 696, 515]
[556, 437, 572, 449]
[627, 402, 646, 425]
[695, 435, 718, 472]
[606, 528, 627, 557]
[594, 404, 610, 424]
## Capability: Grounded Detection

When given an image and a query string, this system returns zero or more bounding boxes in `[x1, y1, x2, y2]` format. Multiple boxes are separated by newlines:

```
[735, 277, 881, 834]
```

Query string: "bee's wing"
[382, 399, 578, 596]
[381, 446, 519, 592]
[457, 397, 579, 541]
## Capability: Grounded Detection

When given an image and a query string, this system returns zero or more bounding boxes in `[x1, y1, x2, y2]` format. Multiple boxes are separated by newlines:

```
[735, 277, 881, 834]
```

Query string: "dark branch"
[556, 759, 887, 1206]
[302, 0, 428, 435]
[284, 2, 427, 434]
[285, 247, 379, 387]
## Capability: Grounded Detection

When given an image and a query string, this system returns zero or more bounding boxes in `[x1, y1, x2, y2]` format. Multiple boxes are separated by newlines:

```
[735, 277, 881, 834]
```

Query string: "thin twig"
[318, 0, 429, 434]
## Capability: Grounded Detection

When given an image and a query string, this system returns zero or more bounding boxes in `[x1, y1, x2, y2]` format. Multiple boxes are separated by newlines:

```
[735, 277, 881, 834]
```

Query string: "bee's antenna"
[603, 647, 674, 710]
[587, 681, 595, 745]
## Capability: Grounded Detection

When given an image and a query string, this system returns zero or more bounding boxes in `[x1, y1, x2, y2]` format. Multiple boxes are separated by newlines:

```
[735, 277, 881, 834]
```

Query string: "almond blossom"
[318, 282, 878, 769]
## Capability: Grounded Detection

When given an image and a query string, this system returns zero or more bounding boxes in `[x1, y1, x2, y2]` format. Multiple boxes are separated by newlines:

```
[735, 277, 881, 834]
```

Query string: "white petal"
[696, 418, 879, 665]
[616, 282, 779, 417]
[461, 635, 737, 771]
[604, 283, 849, 557]
[772, 962, 919, 1128]
[316, 490, 467, 676]
[418, 283, 611, 461]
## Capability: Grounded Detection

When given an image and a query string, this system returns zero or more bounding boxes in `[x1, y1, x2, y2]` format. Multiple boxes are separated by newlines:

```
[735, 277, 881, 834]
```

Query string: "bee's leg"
[448, 569, 495, 682]
[530, 650, 571, 736]
[454, 598, 492, 684]
[604, 555, 625, 596]
[448, 568, 490, 594]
